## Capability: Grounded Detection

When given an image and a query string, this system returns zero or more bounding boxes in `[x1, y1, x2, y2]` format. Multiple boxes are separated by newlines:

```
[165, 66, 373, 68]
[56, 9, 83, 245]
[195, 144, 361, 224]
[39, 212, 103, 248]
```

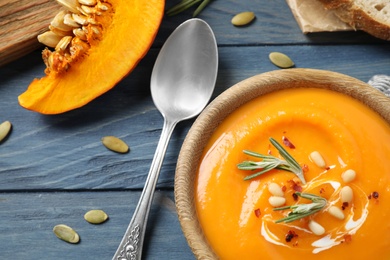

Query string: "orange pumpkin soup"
[195, 88, 390, 259]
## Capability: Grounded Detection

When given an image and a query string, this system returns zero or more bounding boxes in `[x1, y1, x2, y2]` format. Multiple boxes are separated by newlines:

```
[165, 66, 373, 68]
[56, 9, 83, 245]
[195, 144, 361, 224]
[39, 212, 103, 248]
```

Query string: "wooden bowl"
[174, 68, 390, 259]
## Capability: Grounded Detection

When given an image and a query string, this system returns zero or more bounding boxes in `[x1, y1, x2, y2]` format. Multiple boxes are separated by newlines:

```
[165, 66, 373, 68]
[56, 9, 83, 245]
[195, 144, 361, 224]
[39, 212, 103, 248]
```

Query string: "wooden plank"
[0, 0, 59, 66]
[0, 190, 194, 259]
[1, 44, 390, 190]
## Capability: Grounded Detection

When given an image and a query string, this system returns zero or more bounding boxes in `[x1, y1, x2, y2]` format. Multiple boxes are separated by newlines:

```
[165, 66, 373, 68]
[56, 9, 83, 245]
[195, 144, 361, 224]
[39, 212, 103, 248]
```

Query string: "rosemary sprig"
[166, 0, 212, 17]
[237, 137, 306, 184]
[274, 192, 327, 223]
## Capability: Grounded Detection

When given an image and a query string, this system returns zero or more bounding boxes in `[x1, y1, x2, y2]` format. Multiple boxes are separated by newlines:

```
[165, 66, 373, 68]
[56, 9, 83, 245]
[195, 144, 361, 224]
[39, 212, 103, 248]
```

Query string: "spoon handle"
[112, 117, 178, 260]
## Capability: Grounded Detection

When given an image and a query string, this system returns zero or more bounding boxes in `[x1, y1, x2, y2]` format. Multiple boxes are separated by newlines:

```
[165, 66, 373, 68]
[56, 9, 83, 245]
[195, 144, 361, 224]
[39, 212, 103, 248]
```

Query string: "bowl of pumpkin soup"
[175, 68, 390, 259]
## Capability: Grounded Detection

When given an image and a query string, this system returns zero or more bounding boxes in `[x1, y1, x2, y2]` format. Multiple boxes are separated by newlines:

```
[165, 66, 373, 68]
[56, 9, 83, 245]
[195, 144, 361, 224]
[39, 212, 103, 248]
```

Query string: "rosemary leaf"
[269, 137, 305, 184]
[274, 192, 327, 223]
[193, 0, 211, 17]
[237, 137, 306, 184]
[242, 162, 281, 180]
[167, 0, 212, 17]
[242, 150, 272, 159]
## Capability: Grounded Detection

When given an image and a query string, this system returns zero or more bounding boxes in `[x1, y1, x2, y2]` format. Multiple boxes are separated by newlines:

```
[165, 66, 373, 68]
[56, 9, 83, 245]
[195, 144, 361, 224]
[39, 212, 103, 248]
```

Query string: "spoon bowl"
[151, 19, 218, 120]
[112, 18, 218, 260]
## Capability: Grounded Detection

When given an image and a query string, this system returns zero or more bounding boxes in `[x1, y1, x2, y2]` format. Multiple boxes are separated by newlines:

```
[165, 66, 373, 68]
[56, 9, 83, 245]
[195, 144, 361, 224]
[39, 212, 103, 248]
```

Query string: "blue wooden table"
[1, 0, 390, 259]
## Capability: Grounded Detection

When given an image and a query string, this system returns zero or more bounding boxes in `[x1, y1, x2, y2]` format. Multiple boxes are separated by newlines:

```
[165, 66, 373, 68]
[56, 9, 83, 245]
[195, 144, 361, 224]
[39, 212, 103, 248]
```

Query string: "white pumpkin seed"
[78, 0, 96, 6]
[53, 224, 80, 243]
[38, 31, 63, 48]
[56, 0, 81, 14]
[0, 121, 12, 143]
[269, 52, 295, 69]
[101, 136, 129, 153]
[231, 12, 255, 26]
[84, 209, 108, 224]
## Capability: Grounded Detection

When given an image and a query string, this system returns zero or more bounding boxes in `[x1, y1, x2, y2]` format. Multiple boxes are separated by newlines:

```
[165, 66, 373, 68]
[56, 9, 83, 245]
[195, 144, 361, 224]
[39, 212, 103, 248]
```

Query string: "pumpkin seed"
[101, 136, 129, 153]
[0, 121, 12, 143]
[231, 11, 255, 26]
[78, 0, 97, 6]
[84, 209, 108, 224]
[269, 52, 295, 69]
[53, 224, 80, 244]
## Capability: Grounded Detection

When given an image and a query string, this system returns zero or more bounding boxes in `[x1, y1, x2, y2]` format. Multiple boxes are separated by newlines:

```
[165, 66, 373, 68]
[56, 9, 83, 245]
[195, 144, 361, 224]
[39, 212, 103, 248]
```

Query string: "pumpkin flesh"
[18, 0, 164, 114]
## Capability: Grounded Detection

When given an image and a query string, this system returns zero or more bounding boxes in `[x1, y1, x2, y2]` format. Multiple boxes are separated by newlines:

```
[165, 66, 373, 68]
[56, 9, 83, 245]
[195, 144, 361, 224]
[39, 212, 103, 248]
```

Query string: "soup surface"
[196, 88, 390, 259]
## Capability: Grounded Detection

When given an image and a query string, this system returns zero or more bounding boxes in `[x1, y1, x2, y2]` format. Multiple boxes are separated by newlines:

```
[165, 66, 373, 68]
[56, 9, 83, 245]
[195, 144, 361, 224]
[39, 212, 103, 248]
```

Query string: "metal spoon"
[112, 18, 218, 260]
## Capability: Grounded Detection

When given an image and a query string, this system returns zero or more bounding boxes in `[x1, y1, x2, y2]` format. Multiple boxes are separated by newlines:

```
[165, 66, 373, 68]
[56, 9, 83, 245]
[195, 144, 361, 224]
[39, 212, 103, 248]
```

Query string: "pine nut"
[268, 182, 284, 197]
[328, 205, 345, 220]
[268, 196, 286, 207]
[308, 220, 325, 236]
[340, 186, 353, 203]
[341, 169, 356, 183]
[309, 151, 326, 168]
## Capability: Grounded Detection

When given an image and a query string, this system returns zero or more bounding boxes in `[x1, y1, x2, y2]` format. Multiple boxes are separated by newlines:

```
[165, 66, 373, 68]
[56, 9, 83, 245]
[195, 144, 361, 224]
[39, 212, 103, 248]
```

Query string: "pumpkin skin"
[18, 0, 165, 114]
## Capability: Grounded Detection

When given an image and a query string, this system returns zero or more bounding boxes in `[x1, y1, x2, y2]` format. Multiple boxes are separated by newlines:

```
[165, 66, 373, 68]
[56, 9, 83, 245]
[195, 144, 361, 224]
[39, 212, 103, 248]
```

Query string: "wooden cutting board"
[0, 0, 60, 67]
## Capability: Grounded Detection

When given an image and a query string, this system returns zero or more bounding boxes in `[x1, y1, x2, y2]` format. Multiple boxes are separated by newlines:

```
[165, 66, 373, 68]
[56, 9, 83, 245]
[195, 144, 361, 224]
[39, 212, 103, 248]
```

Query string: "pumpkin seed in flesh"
[101, 136, 129, 153]
[0, 121, 12, 143]
[84, 209, 109, 224]
[231, 12, 255, 26]
[53, 224, 80, 244]
[269, 52, 295, 69]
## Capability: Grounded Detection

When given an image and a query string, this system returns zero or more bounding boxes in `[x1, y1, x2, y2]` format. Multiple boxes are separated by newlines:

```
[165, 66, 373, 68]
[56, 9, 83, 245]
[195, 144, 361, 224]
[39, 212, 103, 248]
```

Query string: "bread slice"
[316, 0, 390, 40]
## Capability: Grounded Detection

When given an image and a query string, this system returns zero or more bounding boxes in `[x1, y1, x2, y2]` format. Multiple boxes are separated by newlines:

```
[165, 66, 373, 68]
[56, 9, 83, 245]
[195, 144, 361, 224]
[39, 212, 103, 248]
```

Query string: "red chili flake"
[344, 234, 352, 243]
[319, 187, 325, 194]
[254, 208, 261, 218]
[282, 136, 295, 149]
[368, 194, 372, 200]
[372, 191, 379, 199]
[292, 193, 298, 201]
[281, 185, 287, 192]
[342, 202, 349, 210]
[287, 179, 302, 192]
[285, 230, 298, 242]
[302, 164, 309, 172]
[293, 184, 303, 192]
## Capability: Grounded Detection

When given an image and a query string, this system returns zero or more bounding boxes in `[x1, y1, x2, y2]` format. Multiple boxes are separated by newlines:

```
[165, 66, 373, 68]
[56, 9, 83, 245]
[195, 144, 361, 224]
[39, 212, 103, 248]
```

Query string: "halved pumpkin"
[18, 0, 165, 114]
